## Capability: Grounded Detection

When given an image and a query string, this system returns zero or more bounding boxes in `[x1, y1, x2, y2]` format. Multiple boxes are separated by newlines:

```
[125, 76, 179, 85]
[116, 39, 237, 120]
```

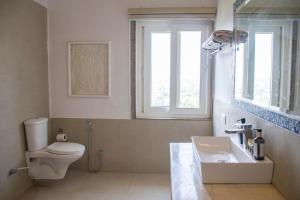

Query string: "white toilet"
[24, 118, 85, 179]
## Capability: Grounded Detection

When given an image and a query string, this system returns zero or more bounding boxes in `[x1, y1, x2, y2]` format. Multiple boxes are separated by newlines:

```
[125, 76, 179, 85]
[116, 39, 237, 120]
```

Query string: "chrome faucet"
[225, 118, 254, 149]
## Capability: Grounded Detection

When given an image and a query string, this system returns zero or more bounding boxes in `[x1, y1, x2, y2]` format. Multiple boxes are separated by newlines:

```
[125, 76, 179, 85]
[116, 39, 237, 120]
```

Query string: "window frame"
[135, 20, 212, 119]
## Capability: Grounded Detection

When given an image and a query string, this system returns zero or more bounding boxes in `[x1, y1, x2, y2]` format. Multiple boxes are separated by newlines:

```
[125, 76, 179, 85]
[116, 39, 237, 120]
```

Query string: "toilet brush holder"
[88, 149, 103, 173]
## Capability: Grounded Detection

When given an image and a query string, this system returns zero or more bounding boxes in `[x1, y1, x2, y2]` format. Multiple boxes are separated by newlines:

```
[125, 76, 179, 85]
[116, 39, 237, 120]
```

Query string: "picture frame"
[68, 41, 111, 97]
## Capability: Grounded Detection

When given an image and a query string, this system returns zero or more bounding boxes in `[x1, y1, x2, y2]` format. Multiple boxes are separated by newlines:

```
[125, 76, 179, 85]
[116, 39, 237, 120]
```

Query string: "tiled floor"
[18, 170, 171, 200]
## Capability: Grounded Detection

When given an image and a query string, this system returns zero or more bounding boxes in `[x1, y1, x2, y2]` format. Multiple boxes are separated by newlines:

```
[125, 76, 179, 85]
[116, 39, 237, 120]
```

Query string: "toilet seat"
[47, 142, 85, 155]
[27, 142, 85, 160]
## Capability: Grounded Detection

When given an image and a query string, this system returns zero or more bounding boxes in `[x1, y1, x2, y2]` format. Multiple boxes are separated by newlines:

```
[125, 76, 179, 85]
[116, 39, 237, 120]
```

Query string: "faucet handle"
[237, 118, 246, 124]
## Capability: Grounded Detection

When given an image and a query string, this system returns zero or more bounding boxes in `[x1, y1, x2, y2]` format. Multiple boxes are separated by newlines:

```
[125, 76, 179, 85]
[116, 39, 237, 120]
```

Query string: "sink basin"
[191, 136, 273, 183]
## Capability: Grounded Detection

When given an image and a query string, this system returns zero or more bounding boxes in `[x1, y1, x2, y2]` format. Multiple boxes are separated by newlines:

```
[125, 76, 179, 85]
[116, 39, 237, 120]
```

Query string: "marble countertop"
[170, 143, 285, 200]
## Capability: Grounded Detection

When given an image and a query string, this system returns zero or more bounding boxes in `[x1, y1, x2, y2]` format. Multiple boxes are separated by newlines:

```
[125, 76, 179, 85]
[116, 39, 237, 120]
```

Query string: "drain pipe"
[8, 167, 29, 176]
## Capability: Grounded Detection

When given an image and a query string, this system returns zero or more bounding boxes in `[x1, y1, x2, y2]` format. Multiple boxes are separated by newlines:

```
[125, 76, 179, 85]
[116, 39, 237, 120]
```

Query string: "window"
[135, 20, 212, 119]
[253, 32, 273, 106]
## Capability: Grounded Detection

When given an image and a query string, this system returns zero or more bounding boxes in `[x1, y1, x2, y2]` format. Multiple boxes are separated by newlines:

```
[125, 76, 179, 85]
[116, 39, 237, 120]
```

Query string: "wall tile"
[51, 118, 213, 173]
[0, 0, 49, 199]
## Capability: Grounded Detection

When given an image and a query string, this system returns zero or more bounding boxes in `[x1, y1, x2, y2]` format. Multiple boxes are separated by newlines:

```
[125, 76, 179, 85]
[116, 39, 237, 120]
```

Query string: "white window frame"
[135, 20, 212, 119]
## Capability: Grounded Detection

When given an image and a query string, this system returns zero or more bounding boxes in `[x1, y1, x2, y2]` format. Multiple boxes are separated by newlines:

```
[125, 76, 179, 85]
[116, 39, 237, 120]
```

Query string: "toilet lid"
[47, 142, 85, 155]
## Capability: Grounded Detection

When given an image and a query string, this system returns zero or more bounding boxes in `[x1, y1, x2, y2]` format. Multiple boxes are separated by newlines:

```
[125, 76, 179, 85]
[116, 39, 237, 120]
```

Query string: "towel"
[202, 30, 248, 54]
[202, 30, 232, 52]
[202, 34, 222, 51]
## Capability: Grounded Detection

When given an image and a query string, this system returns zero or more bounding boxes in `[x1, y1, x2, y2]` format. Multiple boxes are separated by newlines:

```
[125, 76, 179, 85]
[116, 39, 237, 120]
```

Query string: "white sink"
[191, 136, 273, 183]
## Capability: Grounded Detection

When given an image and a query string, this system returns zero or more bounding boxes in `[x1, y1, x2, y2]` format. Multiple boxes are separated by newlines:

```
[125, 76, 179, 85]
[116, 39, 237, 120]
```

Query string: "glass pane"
[253, 33, 273, 106]
[151, 32, 171, 107]
[178, 31, 201, 108]
[235, 44, 245, 98]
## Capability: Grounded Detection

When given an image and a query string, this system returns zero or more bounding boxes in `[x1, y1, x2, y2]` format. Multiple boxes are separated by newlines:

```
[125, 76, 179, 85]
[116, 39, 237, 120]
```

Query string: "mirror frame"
[232, 0, 300, 135]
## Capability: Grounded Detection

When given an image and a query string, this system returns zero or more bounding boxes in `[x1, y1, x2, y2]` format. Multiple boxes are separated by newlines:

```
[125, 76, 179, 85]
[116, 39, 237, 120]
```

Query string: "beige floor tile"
[17, 187, 43, 200]
[71, 191, 130, 200]
[128, 173, 171, 200]
[78, 172, 134, 195]
[18, 186, 73, 200]
[17, 170, 284, 200]
[19, 171, 169, 200]
[34, 170, 87, 192]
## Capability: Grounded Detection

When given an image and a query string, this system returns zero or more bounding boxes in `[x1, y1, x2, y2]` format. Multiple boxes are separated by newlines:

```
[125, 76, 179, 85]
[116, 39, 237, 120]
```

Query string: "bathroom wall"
[214, 0, 300, 199]
[51, 118, 212, 173]
[47, 0, 215, 173]
[0, 0, 49, 199]
[47, 0, 217, 119]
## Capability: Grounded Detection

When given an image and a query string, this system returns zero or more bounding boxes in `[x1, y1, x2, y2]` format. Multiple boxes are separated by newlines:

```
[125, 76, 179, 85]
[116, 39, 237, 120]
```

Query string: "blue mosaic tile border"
[232, 99, 300, 135]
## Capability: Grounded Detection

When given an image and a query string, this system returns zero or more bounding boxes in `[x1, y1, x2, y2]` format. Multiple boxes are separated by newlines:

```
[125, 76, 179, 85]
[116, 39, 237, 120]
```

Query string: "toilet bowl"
[24, 118, 85, 179]
[25, 142, 85, 179]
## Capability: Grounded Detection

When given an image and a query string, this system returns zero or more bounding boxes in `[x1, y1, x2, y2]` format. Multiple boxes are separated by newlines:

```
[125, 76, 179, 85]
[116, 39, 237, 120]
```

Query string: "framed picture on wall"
[68, 41, 111, 97]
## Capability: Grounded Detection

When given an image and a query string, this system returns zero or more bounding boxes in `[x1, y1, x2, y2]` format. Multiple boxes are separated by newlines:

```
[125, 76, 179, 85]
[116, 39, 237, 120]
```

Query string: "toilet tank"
[24, 118, 48, 151]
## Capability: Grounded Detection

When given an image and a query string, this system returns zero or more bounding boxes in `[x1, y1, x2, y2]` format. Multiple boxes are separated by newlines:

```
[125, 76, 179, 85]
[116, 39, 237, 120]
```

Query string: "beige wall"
[0, 0, 49, 199]
[214, 0, 300, 199]
[47, 0, 215, 180]
[51, 118, 212, 173]
[47, 0, 217, 119]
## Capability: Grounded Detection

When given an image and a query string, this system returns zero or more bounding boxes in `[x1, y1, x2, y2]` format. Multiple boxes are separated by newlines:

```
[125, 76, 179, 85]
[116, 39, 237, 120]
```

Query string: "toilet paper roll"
[56, 134, 67, 142]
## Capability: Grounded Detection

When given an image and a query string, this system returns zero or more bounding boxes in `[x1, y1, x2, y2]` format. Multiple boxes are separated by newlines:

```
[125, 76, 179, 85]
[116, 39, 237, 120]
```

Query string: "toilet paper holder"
[56, 128, 67, 142]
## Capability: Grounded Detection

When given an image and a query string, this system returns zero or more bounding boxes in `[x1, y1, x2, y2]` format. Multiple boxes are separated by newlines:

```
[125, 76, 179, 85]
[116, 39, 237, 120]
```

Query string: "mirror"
[234, 0, 300, 115]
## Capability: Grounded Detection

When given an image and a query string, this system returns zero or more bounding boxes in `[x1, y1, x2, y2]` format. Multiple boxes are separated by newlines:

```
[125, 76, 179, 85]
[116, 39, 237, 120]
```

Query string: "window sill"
[135, 113, 211, 121]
